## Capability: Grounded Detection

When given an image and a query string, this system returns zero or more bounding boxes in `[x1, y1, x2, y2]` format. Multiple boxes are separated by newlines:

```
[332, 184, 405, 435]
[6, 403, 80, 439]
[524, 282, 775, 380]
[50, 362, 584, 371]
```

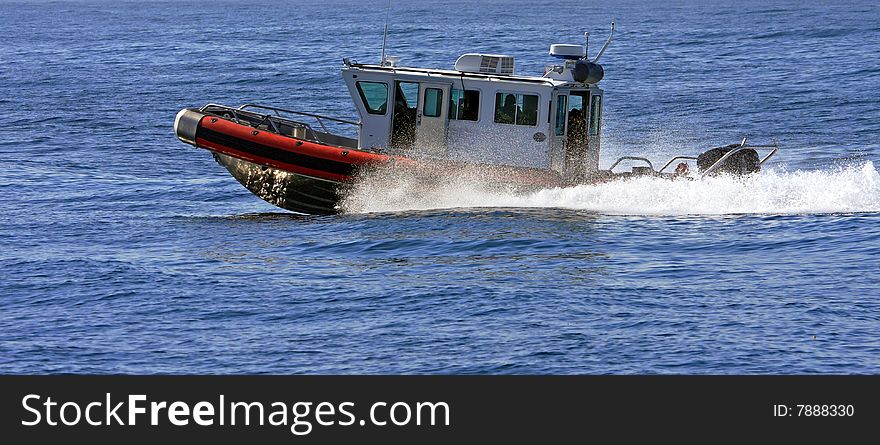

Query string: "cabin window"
[423, 87, 443, 118]
[397, 82, 420, 108]
[589, 95, 602, 135]
[569, 94, 585, 118]
[356, 81, 388, 115]
[494, 92, 539, 126]
[449, 89, 480, 121]
[554, 95, 568, 136]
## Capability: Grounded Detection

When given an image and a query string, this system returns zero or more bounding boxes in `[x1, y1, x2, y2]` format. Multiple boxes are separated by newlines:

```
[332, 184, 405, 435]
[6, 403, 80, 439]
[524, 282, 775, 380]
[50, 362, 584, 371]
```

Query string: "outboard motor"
[697, 143, 761, 176]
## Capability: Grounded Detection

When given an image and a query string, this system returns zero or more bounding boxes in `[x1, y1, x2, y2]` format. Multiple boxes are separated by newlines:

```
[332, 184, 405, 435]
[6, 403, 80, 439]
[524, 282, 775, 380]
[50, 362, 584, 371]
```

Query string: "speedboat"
[174, 24, 777, 215]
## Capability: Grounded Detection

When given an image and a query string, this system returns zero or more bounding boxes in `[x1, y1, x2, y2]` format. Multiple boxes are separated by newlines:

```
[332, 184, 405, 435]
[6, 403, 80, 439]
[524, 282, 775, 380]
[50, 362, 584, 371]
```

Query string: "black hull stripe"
[198, 127, 357, 177]
[213, 153, 340, 215]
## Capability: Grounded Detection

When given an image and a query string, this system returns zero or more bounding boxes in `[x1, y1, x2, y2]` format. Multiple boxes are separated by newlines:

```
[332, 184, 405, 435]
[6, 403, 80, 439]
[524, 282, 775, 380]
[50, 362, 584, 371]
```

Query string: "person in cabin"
[565, 107, 589, 179]
[568, 108, 587, 139]
[391, 84, 416, 150]
[461, 94, 478, 121]
[451, 91, 467, 120]
[495, 94, 517, 124]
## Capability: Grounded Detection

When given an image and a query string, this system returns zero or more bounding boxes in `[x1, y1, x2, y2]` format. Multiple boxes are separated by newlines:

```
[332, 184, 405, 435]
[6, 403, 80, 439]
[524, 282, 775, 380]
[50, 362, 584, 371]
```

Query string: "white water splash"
[340, 161, 880, 216]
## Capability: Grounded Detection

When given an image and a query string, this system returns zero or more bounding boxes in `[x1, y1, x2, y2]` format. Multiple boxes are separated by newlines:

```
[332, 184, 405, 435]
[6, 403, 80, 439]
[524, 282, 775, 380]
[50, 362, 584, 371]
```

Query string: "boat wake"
[339, 161, 880, 216]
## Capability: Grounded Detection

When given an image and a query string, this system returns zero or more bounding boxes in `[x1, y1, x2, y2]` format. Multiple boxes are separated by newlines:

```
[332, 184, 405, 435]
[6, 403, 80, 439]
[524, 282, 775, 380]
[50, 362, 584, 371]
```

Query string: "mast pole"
[380, 0, 391, 65]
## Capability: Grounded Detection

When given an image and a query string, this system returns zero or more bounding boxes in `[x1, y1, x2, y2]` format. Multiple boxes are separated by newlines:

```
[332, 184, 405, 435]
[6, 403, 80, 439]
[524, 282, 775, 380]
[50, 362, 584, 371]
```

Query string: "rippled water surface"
[1, 0, 879, 373]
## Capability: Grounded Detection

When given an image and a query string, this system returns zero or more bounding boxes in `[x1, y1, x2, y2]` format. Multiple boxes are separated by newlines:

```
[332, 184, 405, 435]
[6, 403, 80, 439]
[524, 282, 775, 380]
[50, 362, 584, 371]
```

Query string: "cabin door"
[563, 91, 591, 180]
[550, 91, 598, 181]
[414, 82, 451, 158]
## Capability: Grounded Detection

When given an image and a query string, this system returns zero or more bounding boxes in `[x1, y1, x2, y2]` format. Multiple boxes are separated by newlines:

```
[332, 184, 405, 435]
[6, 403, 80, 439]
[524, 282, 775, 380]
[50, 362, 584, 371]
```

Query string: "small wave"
[341, 161, 880, 216]
[751, 27, 857, 40]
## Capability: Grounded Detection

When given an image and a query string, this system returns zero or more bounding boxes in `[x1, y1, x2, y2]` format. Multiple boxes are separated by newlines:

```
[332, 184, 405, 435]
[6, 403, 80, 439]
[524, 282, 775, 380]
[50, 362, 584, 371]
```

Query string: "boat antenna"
[380, 0, 392, 65]
[591, 21, 615, 63]
[583, 32, 590, 59]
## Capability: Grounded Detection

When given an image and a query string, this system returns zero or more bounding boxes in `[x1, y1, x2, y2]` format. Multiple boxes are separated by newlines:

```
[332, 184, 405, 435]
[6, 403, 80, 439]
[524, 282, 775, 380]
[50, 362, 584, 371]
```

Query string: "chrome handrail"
[758, 145, 779, 165]
[700, 138, 748, 179]
[608, 156, 654, 172]
[200, 103, 246, 124]
[700, 138, 780, 179]
[199, 103, 360, 146]
[659, 156, 698, 173]
[238, 103, 360, 133]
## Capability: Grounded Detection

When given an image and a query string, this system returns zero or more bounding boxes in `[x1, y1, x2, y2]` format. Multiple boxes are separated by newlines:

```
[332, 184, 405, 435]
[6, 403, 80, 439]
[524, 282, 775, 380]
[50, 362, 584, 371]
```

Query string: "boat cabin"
[341, 42, 606, 180]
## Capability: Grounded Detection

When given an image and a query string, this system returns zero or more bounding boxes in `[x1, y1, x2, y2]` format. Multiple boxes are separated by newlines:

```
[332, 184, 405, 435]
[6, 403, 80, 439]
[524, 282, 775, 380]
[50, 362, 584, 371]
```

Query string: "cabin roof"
[345, 62, 578, 88]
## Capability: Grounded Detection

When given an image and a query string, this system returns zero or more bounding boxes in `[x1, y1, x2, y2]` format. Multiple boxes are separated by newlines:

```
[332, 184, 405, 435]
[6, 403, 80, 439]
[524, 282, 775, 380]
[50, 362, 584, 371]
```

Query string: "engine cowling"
[697, 146, 761, 175]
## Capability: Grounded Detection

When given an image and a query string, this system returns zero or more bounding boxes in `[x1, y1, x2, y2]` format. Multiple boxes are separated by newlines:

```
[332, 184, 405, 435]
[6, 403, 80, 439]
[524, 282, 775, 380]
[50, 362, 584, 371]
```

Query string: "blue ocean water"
[1, 0, 879, 373]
